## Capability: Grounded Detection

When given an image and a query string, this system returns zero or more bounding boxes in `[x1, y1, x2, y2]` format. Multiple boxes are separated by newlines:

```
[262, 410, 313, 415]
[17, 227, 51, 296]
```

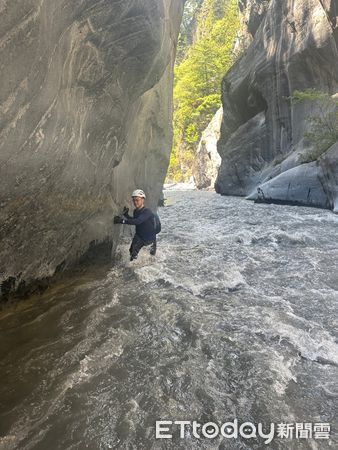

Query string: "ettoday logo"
[156, 420, 275, 444]
[155, 420, 331, 444]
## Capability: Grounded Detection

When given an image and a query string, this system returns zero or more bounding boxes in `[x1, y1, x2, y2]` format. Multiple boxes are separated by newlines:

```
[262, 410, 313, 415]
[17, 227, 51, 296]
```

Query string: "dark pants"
[129, 235, 156, 261]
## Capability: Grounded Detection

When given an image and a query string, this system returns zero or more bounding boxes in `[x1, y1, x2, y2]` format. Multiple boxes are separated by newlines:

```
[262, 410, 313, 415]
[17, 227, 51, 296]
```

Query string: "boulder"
[246, 162, 330, 208]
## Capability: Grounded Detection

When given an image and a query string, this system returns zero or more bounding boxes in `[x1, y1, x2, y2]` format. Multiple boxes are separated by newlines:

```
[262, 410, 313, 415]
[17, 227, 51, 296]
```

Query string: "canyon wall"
[0, 0, 184, 299]
[215, 0, 338, 210]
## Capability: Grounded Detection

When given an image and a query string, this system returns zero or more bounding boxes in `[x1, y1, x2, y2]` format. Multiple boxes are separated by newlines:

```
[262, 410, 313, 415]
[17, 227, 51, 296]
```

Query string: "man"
[114, 189, 157, 261]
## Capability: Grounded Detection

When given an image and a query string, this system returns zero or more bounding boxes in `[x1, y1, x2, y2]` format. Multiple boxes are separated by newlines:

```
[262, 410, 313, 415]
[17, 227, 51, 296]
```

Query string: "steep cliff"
[238, 0, 269, 46]
[193, 107, 222, 189]
[0, 0, 184, 300]
[215, 0, 338, 209]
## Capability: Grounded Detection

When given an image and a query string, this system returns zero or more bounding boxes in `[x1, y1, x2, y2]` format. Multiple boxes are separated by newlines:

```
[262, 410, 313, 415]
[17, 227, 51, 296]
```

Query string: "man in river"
[114, 189, 157, 261]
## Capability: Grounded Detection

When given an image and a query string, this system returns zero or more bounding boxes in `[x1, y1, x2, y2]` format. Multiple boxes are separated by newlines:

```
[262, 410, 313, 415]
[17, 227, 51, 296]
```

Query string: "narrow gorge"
[0, 2, 338, 449]
[2, 1, 337, 300]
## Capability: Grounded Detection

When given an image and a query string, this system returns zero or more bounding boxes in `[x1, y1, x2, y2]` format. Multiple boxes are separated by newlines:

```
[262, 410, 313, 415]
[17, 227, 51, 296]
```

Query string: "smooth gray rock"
[193, 107, 222, 190]
[216, 0, 338, 209]
[246, 162, 330, 208]
[0, 0, 184, 299]
[318, 141, 338, 212]
[233, 0, 269, 56]
[238, 0, 269, 40]
[248, 141, 338, 210]
[215, 111, 268, 195]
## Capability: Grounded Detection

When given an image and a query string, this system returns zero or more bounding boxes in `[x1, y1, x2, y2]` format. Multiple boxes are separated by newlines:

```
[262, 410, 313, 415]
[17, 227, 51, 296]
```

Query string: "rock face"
[318, 141, 338, 212]
[0, 0, 184, 299]
[237, 0, 269, 46]
[193, 107, 222, 189]
[215, 0, 338, 209]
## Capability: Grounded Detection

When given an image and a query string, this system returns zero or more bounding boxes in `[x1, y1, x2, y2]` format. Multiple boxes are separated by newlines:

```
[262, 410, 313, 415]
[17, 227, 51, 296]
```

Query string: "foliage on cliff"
[291, 89, 338, 163]
[167, 0, 240, 182]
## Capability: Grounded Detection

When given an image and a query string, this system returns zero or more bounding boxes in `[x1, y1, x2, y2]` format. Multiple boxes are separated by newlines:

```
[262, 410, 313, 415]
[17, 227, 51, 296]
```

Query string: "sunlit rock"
[193, 107, 222, 190]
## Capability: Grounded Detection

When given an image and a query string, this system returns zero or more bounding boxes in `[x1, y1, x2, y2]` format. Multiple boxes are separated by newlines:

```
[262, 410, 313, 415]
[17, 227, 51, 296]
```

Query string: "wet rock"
[0, 0, 184, 300]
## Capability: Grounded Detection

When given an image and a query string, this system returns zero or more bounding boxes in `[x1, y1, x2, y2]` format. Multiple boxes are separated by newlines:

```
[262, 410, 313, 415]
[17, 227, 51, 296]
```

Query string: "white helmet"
[131, 189, 146, 198]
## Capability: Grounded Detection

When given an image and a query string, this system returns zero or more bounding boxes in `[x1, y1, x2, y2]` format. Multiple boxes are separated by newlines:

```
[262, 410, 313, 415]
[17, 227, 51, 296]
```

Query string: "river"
[0, 189, 337, 449]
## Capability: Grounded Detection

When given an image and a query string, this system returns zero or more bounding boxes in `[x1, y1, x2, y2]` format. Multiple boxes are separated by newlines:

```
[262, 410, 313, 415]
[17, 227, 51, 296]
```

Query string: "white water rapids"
[0, 189, 337, 449]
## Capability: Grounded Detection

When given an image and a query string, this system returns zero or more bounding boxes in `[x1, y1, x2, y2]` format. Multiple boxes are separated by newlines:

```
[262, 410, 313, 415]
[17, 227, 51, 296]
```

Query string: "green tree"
[167, 0, 241, 182]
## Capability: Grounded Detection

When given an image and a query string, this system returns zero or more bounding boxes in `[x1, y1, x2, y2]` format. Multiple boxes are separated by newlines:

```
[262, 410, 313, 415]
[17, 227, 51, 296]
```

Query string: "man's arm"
[123, 209, 153, 225]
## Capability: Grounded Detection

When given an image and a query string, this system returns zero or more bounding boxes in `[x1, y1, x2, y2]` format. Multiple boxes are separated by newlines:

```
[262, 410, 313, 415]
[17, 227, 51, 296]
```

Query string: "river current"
[0, 189, 337, 449]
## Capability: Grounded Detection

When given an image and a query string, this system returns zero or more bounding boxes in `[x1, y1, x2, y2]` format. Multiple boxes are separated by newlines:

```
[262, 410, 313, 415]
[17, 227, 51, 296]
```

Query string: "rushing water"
[0, 190, 338, 450]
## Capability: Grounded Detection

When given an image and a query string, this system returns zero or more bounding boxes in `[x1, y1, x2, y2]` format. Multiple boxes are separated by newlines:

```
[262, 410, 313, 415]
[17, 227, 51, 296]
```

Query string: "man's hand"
[122, 206, 129, 217]
[114, 216, 124, 224]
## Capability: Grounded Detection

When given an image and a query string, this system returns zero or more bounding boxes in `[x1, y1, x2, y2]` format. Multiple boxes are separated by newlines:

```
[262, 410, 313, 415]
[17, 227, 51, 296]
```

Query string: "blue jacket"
[124, 207, 156, 242]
